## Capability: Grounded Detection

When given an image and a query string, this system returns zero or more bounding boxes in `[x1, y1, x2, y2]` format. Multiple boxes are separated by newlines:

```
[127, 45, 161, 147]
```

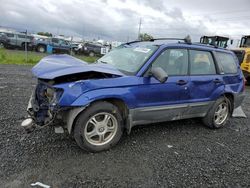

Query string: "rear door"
[188, 49, 223, 116]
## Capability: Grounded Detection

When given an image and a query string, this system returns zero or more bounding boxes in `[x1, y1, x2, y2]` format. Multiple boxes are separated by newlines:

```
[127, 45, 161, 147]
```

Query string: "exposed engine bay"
[22, 70, 121, 132]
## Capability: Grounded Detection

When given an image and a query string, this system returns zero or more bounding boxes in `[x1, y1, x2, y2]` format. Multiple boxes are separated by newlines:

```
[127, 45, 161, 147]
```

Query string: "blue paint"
[32, 42, 245, 111]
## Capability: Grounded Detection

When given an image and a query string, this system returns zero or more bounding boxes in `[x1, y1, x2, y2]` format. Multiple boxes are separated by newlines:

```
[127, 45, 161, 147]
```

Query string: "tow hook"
[21, 118, 36, 133]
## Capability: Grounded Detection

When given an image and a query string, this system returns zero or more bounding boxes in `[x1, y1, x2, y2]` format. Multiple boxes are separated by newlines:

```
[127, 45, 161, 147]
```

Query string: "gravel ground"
[0, 64, 250, 188]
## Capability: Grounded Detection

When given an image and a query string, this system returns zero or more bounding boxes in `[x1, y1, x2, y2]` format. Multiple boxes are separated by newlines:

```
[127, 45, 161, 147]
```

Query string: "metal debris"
[30, 182, 50, 188]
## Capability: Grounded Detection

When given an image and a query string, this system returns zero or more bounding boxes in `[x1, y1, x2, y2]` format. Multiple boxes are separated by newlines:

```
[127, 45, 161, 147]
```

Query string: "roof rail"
[192, 42, 219, 48]
[150, 35, 192, 44]
[124, 35, 192, 45]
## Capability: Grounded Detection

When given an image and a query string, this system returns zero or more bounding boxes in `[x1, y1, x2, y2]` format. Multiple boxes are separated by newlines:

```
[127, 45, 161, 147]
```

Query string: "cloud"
[0, 0, 249, 41]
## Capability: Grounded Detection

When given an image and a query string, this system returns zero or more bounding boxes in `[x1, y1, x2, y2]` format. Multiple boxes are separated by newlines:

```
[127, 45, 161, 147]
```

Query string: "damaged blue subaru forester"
[22, 38, 245, 152]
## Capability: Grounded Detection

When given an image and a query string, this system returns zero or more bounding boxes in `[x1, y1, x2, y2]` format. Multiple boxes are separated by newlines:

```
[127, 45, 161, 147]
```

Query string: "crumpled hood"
[32, 54, 124, 79]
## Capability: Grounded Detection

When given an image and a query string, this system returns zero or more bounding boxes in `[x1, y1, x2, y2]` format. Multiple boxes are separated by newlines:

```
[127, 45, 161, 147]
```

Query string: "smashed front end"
[21, 79, 64, 132]
[20, 54, 125, 133]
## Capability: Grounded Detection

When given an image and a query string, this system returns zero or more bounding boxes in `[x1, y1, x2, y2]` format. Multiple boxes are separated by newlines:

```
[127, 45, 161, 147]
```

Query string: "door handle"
[213, 79, 222, 83]
[177, 80, 187, 85]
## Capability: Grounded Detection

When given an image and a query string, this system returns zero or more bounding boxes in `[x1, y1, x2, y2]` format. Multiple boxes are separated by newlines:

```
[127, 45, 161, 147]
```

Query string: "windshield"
[97, 45, 158, 75]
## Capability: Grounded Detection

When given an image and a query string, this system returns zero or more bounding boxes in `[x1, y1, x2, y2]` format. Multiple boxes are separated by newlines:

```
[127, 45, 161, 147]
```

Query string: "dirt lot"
[0, 64, 250, 188]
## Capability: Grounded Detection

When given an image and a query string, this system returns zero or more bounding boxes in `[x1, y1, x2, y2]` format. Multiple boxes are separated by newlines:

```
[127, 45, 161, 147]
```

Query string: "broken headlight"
[45, 87, 63, 107]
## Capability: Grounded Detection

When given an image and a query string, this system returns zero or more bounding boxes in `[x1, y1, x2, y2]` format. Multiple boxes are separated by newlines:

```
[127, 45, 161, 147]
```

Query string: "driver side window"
[152, 49, 188, 76]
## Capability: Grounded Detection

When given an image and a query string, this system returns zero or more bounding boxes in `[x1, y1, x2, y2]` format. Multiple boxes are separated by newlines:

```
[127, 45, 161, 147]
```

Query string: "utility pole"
[138, 18, 142, 40]
[25, 29, 27, 64]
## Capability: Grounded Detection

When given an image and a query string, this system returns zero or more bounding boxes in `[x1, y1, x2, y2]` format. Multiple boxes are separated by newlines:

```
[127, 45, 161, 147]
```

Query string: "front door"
[132, 48, 190, 124]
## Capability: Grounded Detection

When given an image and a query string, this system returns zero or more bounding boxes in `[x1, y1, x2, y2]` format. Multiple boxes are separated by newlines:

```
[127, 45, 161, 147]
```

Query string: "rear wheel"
[74, 101, 123, 152]
[202, 97, 230, 128]
[37, 45, 46, 53]
[89, 51, 95, 57]
[246, 77, 250, 85]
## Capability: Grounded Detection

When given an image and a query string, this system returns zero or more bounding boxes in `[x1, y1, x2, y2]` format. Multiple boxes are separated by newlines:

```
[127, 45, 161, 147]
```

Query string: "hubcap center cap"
[99, 127, 105, 132]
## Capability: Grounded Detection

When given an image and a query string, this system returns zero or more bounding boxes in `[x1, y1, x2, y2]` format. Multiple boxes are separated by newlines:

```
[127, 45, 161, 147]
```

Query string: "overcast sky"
[0, 0, 250, 41]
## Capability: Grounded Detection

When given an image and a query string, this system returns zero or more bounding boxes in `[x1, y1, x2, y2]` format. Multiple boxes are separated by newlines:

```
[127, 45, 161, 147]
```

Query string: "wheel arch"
[223, 92, 234, 115]
[68, 97, 130, 135]
[36, 44, 47, 51]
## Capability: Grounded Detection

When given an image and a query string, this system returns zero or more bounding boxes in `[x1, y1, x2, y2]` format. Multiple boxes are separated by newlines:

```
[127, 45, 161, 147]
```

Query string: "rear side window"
[52, 38, 59, 43]
[152, 49, 188, 76]
[190, 50, 216, 75]
[17, 35, 25, 38]
[6, 33, 14, 37]
[216, 52, 237, 74]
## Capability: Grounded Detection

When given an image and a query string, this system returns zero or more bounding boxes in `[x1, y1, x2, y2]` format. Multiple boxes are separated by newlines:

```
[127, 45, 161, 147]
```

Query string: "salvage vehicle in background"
[81, 42, 108, 56]
[21, 37, 245, 152]
[200, 35, 231, 48]
[0, 31, 34, 50]
[0, 33, 10, 48]
[231, 35, 250, 84]
[35, 37, 72, 54]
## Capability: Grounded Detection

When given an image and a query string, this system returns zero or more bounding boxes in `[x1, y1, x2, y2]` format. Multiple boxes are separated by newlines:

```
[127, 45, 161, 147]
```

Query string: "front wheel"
[202, 97, 230, 129]
[73, 101, 123, 152]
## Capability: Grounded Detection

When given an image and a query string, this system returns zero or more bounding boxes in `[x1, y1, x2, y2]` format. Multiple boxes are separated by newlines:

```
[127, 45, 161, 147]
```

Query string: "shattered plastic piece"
[30, 182, 50, 188]
[232, 106, 247, 118]
[167, 145, 173, 148]
[54, 126, 64, 134]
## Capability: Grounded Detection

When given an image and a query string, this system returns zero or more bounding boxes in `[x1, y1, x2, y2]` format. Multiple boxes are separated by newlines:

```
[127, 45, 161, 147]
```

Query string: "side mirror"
[151, 67, 168, 83]
[230, 39, 233, 45]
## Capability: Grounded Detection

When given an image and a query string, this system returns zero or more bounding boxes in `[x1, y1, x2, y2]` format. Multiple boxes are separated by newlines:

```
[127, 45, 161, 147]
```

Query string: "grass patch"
[0, 48, 98, 65]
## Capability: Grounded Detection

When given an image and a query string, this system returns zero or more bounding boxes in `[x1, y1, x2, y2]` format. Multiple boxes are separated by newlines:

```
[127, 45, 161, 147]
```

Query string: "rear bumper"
[233, 92, 246, 109]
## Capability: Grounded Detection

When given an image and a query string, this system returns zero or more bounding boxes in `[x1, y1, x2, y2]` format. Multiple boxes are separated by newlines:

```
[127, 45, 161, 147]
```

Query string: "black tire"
[0, 42, 5, 48]
[202, 97, 231, 129]
[73, 101, 123, 152]
[21, 43, 25, 50]
[246, 77, 250, 85]
[37, 45, 46, 53]
[89, 51, 95, 57]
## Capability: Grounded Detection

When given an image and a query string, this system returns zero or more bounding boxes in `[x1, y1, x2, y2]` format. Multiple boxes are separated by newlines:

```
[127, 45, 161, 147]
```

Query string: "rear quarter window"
[216, 52, 237, 74]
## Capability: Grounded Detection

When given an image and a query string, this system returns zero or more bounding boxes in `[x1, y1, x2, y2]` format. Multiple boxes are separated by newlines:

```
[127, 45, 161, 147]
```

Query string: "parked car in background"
[35, 37, 72, 54]
[21, 37, 245, 152]
[0, 33, 10, 48]
[71, 42, 82, 54]
[81, 42, 103, 56]
[0, 31, 34, 50]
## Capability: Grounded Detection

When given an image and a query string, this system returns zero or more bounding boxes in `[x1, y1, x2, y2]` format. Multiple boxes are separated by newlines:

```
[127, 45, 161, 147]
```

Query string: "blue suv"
[22, 38, 245, 152]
